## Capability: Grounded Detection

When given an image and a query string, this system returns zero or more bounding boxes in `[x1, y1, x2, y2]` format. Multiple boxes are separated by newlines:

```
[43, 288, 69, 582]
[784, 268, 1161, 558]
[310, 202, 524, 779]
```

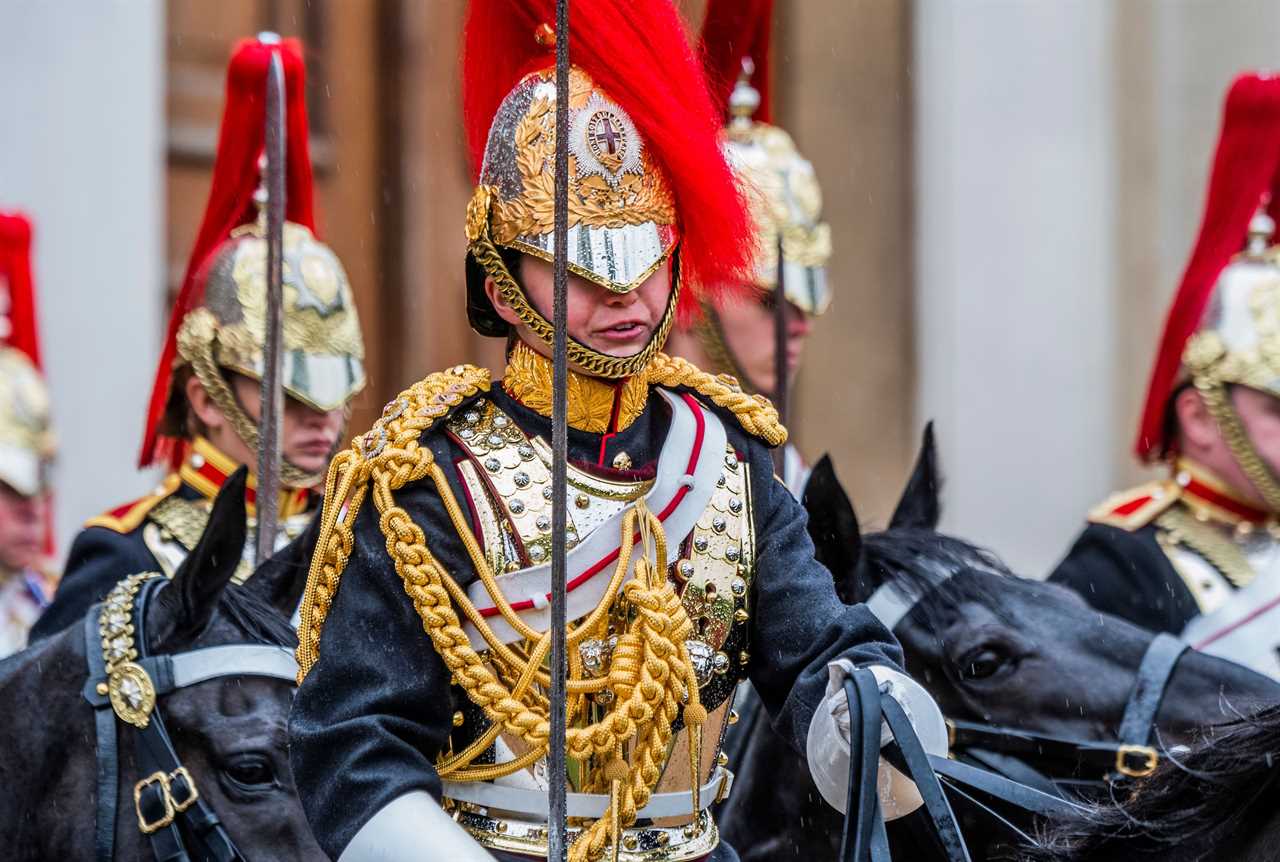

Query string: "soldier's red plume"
[139, 36, 317, 469]
[0, 212, 41, 368]
[461, 0, 754, 312]
[1135, 73, 1280, 461]
[699, 0, 775, 125]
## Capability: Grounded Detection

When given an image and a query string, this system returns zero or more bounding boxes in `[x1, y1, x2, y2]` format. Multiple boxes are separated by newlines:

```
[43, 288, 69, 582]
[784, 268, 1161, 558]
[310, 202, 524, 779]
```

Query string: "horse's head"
[125, 467, 323, 859]
[804, 427, 1280, 747]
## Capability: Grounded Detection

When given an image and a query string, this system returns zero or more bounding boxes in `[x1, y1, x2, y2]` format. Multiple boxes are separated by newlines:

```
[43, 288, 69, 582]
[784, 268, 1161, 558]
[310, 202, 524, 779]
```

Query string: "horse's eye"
[958, 647, 1007, 681]
[223, 755, 276, 790]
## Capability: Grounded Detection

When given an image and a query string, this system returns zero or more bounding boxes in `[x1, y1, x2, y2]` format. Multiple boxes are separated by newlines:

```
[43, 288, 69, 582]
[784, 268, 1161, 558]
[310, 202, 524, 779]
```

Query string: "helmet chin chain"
[180, 309, 329, 489]
[466, 189, 680, 380]
[1196, 377, 1280, 512]
[695, 302, 761, 397]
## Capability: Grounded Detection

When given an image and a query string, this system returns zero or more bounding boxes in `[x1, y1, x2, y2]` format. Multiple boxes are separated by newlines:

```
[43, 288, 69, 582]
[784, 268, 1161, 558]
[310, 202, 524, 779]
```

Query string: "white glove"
[805, 661, 948, 820]
[339, 791, 497, 861]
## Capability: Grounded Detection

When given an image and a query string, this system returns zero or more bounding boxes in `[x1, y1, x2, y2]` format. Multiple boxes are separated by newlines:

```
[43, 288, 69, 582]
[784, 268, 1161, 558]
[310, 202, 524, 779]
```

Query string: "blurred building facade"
[1, 1, 1279, 574]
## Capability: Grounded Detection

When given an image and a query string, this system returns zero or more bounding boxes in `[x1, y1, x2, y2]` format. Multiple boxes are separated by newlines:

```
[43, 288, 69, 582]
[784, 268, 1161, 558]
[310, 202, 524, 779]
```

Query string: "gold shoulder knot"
[1087, 479, 1180, 531]
[646, 353, 788, 447]
[295, 364, 491, 681]
[84, 473, 182, 534]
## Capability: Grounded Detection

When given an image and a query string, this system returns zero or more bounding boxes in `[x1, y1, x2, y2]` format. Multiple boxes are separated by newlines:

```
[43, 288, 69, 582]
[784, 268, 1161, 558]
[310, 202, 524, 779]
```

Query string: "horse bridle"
[866, 576, 1189, 788]
[81, 572, 299, 862]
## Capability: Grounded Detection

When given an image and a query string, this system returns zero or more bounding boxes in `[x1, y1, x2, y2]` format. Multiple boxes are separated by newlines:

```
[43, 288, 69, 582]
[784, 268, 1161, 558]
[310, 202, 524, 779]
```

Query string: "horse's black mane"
[216, 586, 297, 649]
[1030, 702, 1280, 861]
[859, 527, 1013, 615]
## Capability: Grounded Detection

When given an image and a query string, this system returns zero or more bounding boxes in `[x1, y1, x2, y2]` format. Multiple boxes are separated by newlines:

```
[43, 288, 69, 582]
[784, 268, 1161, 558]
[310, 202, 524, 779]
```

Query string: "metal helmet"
[0, 347, 54, 498]
[178, 215, 365, 422]
[0, 212, 53, 498]
[140, 35, 365, 481]
[723, 60, 832, 316]
[461, 0, 754, 379]
[1137, 73, 1280, 508]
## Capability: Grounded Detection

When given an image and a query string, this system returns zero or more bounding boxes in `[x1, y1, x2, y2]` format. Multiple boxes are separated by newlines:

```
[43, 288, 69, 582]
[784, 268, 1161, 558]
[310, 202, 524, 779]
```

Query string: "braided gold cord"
[645, 353, 788, 447]
[294, 362, 707, 862]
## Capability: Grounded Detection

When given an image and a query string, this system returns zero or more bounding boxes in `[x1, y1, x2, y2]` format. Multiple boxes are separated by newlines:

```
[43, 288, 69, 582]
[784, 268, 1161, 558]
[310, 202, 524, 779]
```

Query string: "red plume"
[139, 36, 318, 469]
[0, 212, 41, 368]
[698, 0, 774, 125]
[1135, 73, 1280, 461]
[461, 0, 754, 313]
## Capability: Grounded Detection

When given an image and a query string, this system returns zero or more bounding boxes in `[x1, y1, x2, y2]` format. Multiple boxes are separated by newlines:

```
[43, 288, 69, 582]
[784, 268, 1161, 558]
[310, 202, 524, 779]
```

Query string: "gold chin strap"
[178, 307, 328, 489]
[1195, 377, 1280, 512]
[694, 302, 759, 397]
[466, 186, 680, 381]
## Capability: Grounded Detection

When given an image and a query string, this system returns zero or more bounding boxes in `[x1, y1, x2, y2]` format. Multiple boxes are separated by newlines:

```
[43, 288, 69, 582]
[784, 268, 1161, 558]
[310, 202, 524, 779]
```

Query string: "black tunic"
[1048, 522, 1200, 634]
[288, 383, 903, 860]
[27, 486, 210, 641]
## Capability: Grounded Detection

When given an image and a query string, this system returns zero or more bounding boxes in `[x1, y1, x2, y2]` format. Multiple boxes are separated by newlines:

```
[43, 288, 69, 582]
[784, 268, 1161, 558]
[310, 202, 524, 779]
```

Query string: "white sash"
[461, 390, 728, 649]
[1183, 567, 1280, 679]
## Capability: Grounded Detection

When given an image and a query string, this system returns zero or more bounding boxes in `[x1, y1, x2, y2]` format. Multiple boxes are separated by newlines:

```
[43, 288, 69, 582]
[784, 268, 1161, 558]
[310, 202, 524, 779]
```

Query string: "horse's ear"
[803, 454, 863, 593]
[889, 422, 942, 531]
[242, 512, 321, 619]
[155, 467, 248, 648]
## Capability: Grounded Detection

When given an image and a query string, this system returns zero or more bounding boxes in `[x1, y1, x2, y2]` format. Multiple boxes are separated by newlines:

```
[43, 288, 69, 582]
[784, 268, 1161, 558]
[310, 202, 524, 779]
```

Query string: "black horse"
[0, 469, 323, 860]
[1032, 702, 1280, 861]
[717, 428, 1280, 860]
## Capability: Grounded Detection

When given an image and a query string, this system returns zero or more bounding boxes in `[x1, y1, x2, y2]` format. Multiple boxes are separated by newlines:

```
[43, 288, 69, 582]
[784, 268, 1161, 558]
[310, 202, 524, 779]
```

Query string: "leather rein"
[81, 572, 299, 862]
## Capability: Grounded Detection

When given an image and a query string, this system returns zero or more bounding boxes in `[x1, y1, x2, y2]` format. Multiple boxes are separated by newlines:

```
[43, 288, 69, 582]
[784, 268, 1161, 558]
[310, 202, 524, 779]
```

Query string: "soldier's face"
[1178, 385, 1280, 505]
[1231, 385, 1280, 488]
[0, 483, 43, 572]
[230, 375, 348, 476]
[489, 255, 673, 362]
[717, 290, 813, 394]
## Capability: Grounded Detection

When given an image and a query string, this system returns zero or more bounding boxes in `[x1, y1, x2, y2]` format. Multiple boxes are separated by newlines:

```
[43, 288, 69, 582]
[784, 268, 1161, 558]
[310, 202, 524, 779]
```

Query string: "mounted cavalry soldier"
[0, 211, 57, 656]
[30, 34, 366, 640]
[290, 2, 944, 860]
[664, 0, 832, 497]
[1052, 74, 1280, 679]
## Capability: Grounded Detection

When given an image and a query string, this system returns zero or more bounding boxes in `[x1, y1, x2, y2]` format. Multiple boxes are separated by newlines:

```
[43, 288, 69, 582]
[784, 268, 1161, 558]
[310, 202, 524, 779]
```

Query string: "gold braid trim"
[646, 354, 788, 447]
[296, 364, 707, 862]
[1156, 505, 1257, 590]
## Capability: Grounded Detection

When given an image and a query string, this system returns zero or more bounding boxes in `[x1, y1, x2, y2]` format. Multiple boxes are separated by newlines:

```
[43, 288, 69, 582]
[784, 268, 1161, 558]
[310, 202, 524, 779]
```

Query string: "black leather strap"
[83, 610, 118, 862]
[927, 754, 1080, 817]
[839, 671, 887, 862]
[881, 694, 970, 862]
[1118, 632, 1187, 746]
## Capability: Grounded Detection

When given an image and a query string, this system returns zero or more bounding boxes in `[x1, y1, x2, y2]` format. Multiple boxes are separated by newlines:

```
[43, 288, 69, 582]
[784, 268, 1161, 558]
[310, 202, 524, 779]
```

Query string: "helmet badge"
[570, 92, 642, 189]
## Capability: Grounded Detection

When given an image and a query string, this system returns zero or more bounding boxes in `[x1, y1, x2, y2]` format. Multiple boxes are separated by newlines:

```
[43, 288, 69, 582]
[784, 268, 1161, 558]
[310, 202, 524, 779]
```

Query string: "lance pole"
[254, 44, 286, 569]
[772, 235, 789, 477]
[548, 1, 571, 859]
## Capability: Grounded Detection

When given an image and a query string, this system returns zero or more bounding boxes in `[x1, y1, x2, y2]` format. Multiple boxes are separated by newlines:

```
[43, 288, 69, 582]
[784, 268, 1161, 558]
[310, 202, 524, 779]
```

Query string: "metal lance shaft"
[772, 236, 789, 477]
[254, 50, 287, 569]
[548, 0, 571, 859]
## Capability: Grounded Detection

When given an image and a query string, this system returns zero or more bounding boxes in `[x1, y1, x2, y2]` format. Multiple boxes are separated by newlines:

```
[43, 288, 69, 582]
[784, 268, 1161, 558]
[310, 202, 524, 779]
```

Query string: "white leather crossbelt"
[441, 766, 734, 820]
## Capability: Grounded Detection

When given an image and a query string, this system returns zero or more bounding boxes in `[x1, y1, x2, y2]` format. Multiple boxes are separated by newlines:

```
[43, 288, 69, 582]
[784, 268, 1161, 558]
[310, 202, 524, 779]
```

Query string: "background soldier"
[290, 2, 940, 860]
[0, 212, 57, 656]
[664, 0, 832, 496]
[1052, 74, 1280, 679]
[31, 34, 366, 640]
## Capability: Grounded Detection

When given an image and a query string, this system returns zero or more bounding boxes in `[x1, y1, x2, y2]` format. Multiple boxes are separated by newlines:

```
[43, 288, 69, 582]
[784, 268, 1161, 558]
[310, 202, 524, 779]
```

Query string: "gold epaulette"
[647, 354, 788, 447]
[296, 363, 492, 682]
[1087, 479, 1181, 531]
[84, 473, 182, 534]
